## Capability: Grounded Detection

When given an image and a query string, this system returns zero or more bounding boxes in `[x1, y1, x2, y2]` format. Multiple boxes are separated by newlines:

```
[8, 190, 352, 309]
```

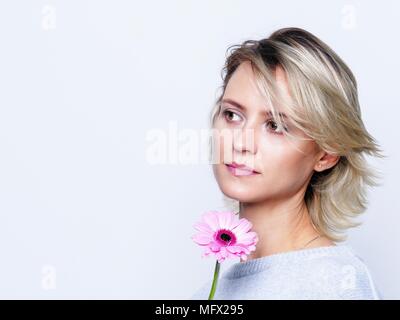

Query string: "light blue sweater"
[190, 244, 381, 300]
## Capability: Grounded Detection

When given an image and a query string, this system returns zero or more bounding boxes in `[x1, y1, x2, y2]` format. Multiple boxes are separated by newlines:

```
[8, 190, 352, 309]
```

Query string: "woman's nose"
[232, 125, 258, 155]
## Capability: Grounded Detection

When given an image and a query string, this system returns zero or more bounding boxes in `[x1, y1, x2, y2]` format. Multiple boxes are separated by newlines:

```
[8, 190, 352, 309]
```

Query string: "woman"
[191, 27, 384, 299]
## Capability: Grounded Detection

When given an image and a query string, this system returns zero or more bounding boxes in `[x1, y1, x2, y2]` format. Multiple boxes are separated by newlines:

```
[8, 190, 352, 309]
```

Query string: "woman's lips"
[225, 163, 260, 176]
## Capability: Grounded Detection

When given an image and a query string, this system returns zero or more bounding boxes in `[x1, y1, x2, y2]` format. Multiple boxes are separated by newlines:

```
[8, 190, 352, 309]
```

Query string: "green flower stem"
[208, 260, 220, 300]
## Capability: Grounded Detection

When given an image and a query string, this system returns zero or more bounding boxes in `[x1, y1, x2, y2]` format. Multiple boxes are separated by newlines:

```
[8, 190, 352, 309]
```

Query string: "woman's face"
[212, 61, 322, 203]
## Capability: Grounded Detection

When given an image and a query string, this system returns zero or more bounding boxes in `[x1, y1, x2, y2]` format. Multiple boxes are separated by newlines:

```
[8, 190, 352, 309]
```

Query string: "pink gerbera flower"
[192, 211, 258, 263]
[192, 211, 258, 299]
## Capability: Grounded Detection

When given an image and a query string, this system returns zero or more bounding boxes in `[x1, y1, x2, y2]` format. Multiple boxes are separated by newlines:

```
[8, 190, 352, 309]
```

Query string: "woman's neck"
[238, 195, 325, 262]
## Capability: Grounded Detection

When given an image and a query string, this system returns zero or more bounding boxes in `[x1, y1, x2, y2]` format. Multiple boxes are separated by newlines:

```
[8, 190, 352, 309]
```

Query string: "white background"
[0, 0, 398, 299]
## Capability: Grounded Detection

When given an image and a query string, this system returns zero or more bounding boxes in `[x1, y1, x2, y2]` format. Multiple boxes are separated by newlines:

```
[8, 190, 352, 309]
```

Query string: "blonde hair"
[210, 27, 385, 242]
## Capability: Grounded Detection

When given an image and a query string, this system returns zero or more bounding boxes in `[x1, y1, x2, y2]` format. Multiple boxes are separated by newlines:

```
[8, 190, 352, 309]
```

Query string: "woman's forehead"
[224, 62, 291, 114]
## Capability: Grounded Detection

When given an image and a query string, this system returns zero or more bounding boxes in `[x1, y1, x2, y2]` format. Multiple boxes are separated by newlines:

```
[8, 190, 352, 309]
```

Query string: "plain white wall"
[0, 0, 398, 299]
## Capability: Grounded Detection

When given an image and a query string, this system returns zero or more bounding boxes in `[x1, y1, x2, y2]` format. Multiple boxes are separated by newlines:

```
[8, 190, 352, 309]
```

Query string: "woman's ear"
[314, 151, 340, 172]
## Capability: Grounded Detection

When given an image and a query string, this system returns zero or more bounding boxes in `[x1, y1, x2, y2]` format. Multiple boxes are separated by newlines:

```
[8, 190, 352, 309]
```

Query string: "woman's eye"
[223, 110, 242, 123]
[221, 109, 287, 134]
[266, 119, 287, 134]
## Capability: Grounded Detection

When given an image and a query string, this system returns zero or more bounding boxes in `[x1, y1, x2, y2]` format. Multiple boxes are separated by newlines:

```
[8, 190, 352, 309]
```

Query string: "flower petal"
[202, 247, 212, 258]
[227, 213, 241, 230]
[220, 246, 228, 258]
[227, 245, 250, 255]
[193, 222, 214, 235]
[209, 241, 222, 252]
[232, 218, 252, 236]
[191, 233, 213, 245]
[218, 211, 238, 230]
[202, 211, 220, 231]
[216, 251, 226, 263]
[217, 211, 230, 230]
[236, 231, 258, 244]
[226, 245, 244, 254]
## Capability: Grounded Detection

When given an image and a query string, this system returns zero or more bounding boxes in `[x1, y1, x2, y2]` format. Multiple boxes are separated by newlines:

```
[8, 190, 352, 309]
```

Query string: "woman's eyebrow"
[221, 98, 288, 119]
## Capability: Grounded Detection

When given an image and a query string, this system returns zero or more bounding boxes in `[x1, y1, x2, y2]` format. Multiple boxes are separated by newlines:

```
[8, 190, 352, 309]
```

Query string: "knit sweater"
[190, 244, 381, 300]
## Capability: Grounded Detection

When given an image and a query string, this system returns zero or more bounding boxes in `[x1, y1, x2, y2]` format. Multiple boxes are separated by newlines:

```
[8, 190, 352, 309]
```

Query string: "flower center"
[215, 229, 236, 246]
[220, 233, 231, 242]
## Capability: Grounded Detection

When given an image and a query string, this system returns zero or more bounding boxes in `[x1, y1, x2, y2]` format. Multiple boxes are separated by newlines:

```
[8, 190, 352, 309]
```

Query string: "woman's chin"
[213, 164, 264, 202]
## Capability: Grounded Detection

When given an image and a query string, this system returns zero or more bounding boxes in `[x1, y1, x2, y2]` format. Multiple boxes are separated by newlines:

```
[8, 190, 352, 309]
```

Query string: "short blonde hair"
[210, 27, 385, 242]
